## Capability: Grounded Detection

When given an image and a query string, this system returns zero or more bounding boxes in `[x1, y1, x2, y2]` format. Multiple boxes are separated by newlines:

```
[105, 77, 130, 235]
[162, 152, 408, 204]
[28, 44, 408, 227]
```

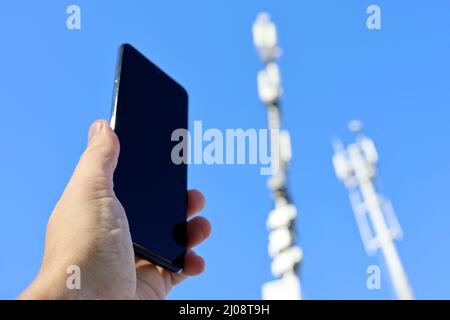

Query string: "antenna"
[332, 121, 414, 300]
[253, 12, 302, 300]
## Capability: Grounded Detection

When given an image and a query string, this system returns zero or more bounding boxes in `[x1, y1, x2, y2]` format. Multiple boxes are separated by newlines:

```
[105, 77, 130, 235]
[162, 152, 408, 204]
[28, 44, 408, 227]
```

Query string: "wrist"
[19, 264, 82, 300]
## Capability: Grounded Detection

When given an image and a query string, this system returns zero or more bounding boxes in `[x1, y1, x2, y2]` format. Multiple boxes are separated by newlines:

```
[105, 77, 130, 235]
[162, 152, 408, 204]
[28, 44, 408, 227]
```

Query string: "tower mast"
[253, 12, 303, 300]
[332, 120, 414, 300]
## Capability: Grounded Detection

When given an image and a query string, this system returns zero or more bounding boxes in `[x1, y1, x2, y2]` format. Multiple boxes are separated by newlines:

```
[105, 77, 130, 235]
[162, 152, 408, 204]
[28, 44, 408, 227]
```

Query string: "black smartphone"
[110, 44, 188, 273]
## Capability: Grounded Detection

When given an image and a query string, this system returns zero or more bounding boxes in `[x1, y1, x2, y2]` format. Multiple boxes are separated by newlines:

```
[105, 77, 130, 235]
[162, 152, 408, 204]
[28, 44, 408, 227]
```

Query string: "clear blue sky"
[1, 0, 449, 299]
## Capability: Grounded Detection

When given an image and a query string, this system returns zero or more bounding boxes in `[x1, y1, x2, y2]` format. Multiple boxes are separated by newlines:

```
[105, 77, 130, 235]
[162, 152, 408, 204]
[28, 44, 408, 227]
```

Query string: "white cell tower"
[332, 120, 414, 300]
[253, 12, 303, 300]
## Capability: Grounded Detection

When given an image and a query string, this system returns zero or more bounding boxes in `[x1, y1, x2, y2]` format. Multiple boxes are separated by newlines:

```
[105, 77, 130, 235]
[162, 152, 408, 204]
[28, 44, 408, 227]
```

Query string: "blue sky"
[1, 0, 450, 299]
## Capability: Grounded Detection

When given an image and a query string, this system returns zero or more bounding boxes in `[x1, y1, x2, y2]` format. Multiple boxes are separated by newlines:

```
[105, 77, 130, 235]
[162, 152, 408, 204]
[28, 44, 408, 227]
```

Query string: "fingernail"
[88, 121, 104, 143]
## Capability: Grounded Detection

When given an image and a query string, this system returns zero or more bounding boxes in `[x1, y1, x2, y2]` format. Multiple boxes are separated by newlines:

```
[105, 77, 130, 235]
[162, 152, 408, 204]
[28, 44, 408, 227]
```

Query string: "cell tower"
[252, 12, 302, 300]
[332, 120, 414, 300]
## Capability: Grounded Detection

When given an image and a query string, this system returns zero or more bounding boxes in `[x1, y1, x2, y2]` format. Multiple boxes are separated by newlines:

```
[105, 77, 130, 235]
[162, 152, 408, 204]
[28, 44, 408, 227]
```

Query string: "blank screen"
[112, 44, 187, 270]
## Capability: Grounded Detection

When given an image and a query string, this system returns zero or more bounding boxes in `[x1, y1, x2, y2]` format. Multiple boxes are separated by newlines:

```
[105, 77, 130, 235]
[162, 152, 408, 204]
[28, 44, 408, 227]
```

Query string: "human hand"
[20, 120, 211, 299]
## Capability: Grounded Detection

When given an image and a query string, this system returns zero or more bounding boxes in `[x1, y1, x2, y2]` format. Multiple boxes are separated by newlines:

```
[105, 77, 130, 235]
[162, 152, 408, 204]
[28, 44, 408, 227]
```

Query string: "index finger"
[187, 189, 205, 218]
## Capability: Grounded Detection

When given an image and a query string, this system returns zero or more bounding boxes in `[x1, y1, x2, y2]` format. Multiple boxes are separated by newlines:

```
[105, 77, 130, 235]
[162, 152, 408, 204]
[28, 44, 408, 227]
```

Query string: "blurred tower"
[252, 12, 303, 300]
[332, 120, 414, 300]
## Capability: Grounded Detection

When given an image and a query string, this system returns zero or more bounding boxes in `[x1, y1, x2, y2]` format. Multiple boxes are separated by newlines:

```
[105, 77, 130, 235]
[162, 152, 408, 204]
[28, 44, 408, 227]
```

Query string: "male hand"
[20, 120, 211, 299]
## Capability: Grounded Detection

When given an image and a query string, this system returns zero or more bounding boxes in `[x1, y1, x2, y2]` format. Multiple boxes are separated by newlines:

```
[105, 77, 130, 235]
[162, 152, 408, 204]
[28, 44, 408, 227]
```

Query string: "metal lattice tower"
[332, 120, 414, 300]
[252, 12, 303, 300]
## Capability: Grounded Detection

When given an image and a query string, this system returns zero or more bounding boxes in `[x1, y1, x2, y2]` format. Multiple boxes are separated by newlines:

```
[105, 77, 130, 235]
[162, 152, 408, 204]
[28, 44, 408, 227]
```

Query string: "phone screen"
[111, 44, 188, 272]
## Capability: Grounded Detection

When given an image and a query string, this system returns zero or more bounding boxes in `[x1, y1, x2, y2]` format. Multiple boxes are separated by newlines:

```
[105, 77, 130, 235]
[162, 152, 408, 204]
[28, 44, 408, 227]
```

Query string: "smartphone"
[110, 44, 188, 273]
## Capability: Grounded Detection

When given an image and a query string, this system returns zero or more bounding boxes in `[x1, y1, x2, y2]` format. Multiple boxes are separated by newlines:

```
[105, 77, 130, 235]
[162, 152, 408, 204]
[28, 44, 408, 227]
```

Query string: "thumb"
[75, 120, 120, 182]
